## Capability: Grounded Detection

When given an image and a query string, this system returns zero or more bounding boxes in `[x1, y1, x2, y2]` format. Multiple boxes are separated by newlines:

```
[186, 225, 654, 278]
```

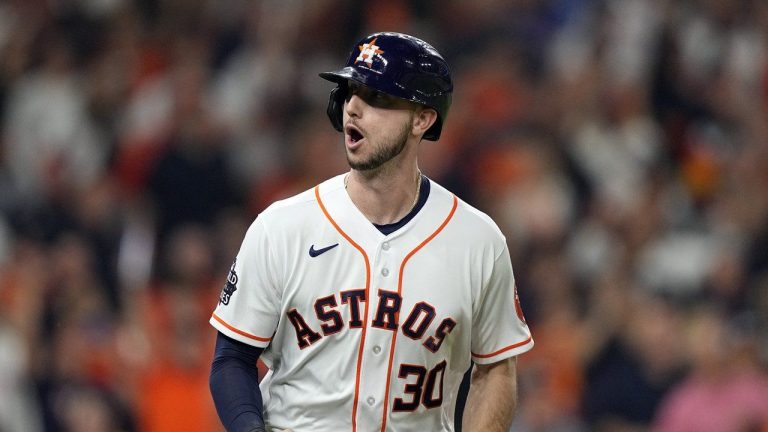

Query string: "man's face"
[342, 81, 418, 172]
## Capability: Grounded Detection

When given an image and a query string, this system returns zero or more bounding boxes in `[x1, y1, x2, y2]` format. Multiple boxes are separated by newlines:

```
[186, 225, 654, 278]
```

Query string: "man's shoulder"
[430, 179, 506, 242]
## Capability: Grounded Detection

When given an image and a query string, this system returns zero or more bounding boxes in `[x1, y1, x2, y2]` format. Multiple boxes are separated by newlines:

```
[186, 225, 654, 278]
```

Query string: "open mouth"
[345, 124, 364, 144]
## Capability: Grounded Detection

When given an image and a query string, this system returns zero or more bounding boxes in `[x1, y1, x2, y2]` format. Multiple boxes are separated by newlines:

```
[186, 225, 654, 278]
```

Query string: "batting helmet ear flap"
[326, 85, 345, 133]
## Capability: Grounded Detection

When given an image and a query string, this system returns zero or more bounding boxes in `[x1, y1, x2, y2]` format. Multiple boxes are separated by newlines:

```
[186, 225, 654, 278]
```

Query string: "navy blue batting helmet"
[320, 32, 453, 141]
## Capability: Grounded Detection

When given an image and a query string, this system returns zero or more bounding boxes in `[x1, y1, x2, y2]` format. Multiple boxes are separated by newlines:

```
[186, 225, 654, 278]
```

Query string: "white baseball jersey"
[210, 174, 533, 432]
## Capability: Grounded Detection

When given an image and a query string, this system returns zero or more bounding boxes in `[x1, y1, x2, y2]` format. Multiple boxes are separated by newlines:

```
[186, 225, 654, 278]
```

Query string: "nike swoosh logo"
[309, 243, 339, 257]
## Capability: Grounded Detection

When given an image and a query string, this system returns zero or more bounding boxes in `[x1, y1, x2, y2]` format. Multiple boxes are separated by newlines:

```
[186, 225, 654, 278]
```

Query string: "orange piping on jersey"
[471, 336, 533, 359]
[212, 312, 272, 342]
[380, 194, 458, 432]
[315, 185, 371, 432]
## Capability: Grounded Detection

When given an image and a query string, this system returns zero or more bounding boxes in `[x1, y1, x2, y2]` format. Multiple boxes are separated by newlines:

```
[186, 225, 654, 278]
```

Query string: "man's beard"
[347, 120, 411, 171]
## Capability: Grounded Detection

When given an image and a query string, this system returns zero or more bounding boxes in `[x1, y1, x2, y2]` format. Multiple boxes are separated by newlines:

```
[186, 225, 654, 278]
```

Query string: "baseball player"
[209, 32, 533, 432]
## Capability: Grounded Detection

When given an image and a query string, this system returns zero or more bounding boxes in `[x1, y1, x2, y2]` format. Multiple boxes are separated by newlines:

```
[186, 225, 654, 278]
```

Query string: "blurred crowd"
[1, 0, 768, 431]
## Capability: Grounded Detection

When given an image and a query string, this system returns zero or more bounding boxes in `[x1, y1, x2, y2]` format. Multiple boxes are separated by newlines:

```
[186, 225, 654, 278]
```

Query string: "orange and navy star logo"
[355, 37, 384, 66]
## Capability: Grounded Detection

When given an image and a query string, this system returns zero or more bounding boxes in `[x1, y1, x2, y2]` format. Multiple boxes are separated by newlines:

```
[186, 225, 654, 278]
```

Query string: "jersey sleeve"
[470, 244, 533, 364]
[210, 216, 281, 348]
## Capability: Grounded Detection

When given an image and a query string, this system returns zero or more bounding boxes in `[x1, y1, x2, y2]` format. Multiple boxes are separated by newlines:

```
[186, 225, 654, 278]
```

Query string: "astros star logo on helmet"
[355, 37, 384, 66]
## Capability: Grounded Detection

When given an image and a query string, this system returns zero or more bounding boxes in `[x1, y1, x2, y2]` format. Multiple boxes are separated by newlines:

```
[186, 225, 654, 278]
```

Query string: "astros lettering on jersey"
[210, 174, 534, 431]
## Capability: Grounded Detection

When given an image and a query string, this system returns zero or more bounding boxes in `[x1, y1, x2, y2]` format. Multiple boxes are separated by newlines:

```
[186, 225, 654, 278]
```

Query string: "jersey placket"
[354, 238, 399, 431]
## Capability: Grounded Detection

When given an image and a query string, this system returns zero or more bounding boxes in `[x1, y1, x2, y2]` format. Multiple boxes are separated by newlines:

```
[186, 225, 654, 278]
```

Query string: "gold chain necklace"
[410, 170, 422, 210]
[345, 170, 422, 211]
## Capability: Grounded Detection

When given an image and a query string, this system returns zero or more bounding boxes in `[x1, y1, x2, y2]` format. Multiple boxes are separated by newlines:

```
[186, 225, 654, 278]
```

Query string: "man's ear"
[412, 108, 438, 137]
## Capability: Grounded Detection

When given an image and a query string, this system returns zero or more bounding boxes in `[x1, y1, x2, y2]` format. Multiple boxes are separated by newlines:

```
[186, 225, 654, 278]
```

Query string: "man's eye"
[370, 92, 391, 105]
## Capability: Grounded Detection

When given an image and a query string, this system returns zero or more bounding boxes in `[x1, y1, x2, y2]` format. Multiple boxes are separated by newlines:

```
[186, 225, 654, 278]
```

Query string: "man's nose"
[344, 94, 364, 118]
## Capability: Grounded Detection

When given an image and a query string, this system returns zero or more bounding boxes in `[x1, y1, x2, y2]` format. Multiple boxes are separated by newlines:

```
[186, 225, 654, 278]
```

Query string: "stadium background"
[0, 0, 767, 431]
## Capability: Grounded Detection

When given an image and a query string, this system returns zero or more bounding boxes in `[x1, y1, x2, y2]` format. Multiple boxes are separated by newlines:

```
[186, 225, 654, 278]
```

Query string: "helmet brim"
[320, 67, 370, 86]
[320, 67, 429, 108]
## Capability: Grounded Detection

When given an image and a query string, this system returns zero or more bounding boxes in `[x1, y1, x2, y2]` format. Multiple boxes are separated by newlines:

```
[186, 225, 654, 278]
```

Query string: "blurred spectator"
[131, 225, 222, 432]
[35, 233, 133, 431]
[652, 307, 768, 432]
[0, 240, 47, 432]
[0, 322, 42, 432]
[582, 288, 686, 431]
[2, 27, 107, 206]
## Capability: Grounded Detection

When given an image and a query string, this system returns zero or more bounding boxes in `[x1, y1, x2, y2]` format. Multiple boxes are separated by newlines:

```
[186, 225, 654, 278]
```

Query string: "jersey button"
[382, 242, 390, 251]
[373, 345, 381, 354]
[381, 268, 389, 277]
[367, 397, 375, 406]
